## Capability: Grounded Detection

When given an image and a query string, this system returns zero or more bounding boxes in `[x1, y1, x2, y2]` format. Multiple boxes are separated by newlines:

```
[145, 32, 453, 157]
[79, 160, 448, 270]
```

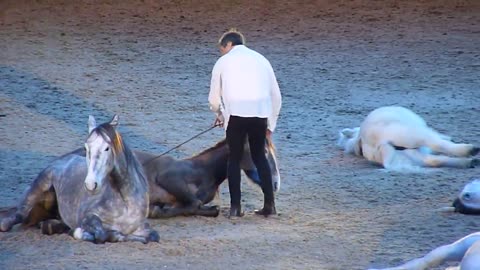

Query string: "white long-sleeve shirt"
[208, 45, 282, 131]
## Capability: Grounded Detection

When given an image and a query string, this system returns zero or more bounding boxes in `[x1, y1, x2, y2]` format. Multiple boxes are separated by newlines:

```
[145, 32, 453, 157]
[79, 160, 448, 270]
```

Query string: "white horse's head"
[453, 179, 480, 215]
[337, 127, 362, 156]
[84, 115, 120, 194]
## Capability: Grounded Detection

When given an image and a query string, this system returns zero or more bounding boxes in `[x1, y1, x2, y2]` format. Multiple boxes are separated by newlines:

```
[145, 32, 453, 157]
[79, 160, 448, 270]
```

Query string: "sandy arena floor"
[1, 1, 480, 269]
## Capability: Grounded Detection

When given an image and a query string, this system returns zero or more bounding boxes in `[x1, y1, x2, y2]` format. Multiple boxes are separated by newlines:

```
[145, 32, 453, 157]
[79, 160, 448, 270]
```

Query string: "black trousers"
[226, 115, 274, 209]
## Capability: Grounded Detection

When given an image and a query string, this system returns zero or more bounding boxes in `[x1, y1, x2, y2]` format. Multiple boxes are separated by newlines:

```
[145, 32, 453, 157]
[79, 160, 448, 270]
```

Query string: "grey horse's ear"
[88, 115, 96, 133]
[110, 114, 119, 127]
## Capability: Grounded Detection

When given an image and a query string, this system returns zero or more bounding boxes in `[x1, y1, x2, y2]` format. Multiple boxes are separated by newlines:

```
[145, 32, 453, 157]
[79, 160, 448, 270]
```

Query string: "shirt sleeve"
[208, 60, 223, 115]
[268, 64, 282, 132]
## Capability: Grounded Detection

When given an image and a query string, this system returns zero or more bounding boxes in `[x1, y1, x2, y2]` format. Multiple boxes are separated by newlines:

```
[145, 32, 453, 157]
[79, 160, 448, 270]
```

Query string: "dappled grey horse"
[136, 136, 281, 218]
[0, 115, 158, 244]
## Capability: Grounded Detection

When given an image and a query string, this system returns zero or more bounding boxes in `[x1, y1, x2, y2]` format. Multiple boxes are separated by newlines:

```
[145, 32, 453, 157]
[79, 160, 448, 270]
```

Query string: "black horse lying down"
[0, 134, 280, 235]
[0, 115, 159, 244]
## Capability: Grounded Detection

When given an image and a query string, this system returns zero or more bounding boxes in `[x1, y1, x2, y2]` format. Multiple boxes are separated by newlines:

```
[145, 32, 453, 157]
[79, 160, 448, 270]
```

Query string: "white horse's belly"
[460, 241, 480, 270]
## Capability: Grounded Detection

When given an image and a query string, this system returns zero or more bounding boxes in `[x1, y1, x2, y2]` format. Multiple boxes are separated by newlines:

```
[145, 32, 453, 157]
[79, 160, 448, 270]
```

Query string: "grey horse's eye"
[105, 147, 110, 152]
[463, 193, 472, 200]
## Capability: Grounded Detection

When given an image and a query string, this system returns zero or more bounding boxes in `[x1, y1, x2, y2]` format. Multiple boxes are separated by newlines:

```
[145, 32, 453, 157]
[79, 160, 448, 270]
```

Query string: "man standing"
[208, 29, 282, 217]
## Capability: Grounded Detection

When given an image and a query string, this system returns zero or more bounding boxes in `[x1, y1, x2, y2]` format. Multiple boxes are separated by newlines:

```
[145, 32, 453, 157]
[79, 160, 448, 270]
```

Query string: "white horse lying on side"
[337, 106, 479, 171]
[370, 179, 480, 270]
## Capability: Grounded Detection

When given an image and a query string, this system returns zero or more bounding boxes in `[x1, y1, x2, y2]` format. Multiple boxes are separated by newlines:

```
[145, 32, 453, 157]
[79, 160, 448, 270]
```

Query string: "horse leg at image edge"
[0, 170, 55, 232]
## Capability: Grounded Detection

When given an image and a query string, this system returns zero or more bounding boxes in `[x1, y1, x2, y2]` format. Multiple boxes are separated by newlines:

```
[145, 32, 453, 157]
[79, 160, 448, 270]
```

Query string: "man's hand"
[213, 114, 224, 127]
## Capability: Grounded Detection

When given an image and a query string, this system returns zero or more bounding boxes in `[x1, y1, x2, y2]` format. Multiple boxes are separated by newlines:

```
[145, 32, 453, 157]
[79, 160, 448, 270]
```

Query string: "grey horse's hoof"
[147, 230, 160, 243]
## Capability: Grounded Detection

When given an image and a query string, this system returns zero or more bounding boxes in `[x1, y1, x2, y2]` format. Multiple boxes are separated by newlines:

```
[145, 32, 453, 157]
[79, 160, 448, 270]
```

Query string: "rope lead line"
[142, 124, 220, 166]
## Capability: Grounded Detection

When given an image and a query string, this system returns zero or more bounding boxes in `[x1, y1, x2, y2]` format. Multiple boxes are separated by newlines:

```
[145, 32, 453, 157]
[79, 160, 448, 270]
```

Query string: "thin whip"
[142, 124, 220, 166]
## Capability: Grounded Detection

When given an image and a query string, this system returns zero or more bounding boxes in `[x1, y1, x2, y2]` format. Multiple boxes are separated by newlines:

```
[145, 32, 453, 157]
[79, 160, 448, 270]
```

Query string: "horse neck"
[191, 143, 229, 186]
[111, 145, 148, 198]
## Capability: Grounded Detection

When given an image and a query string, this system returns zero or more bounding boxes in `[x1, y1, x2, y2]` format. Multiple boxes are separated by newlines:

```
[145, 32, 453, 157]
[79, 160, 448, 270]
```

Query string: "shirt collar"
[229, 44, 246, 53]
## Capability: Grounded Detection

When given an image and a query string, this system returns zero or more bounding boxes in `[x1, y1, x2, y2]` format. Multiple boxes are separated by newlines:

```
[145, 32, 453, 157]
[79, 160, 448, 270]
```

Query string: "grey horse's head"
[240, 137, 281, 193]
[84, 115, 120, 194]
[453, 179, 480, 215]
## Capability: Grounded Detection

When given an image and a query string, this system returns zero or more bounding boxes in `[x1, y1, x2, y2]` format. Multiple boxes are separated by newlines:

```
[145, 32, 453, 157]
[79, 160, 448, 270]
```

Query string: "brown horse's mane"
[190, 139, 228, 158]
[190, 136, 276, 159]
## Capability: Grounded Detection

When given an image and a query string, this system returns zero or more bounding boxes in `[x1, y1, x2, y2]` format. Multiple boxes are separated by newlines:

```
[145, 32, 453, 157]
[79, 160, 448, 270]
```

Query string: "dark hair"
[218, 29, 245, 47]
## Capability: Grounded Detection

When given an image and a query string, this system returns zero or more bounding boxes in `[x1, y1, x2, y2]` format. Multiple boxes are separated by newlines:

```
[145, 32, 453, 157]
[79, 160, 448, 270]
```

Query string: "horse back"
[360, 106, 439, 149]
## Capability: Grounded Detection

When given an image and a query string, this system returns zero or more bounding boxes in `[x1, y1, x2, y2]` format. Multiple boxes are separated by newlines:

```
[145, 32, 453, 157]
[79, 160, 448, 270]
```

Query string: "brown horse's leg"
[40, 219, 70, 235]
[155, 175, 202, 208]
[0, 170, 56, 232]
[195, 205, 220, 217]
[149, 204, 219, 218]
[149, 205, 189, 218]
[24, 190, 58, 227]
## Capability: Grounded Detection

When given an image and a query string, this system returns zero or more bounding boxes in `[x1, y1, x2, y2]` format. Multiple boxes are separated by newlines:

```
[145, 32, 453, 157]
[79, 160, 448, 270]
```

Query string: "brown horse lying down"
[0, 136, 280, 235]
[137, 137, 280, 218]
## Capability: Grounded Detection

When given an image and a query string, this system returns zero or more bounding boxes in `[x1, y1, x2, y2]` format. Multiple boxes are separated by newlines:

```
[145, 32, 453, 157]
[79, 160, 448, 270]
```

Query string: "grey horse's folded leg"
[79, 215, 108, 244]
[124, 222, 159, 244]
